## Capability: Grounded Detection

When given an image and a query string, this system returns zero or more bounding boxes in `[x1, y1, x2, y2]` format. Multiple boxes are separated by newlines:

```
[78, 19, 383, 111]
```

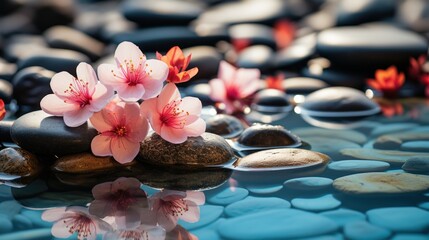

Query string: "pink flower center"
[113, 56, 152, 87]
[63, 78, 92, 108]
[63, 214, 95, 239]
[226, 85, 240, 101]
[160, 99, 189, 129]
[119, 230, 148, 240]
[115, 126, 128, 137]
[110, 189, 136, 211]
[162, 198, 189, 217]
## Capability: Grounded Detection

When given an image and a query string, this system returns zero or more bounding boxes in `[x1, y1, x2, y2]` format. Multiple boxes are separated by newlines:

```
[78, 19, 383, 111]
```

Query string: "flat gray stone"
[367, 207, 429, 232]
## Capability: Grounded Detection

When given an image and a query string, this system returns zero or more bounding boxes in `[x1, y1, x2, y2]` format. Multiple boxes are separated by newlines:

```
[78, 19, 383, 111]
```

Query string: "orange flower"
[231, 38, 251, 53]
[265, 73, 284, 91]
[0, 99, 5, 121]
[274, 20, 295, 49]
[367, 66, 405, 98]
[156, 46, 198, 84]
[409, 55, 426, 80]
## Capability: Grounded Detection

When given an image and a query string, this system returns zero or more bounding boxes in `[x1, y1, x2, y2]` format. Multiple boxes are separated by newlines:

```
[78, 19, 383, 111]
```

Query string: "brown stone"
[139, 132, 236, 167]
[237, 124, 300, 147]
[235, 148, 330, 169]
[0, 148, 40, 178]
[52, 152, 134, 174]
[205, 114, 244, 138]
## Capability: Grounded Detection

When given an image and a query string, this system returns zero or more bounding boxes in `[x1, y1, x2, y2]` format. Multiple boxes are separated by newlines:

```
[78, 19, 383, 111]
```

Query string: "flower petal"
[160, 125, 187, 144]
[91, 135, 112, 157]
[117, 84, 145, 102]
[51, 220, 74, 238]
[157, 83, 181, 113]
[76, 62, 97, 90]
[87, 82, 113, 112]
[140, 98, 157, 119]
[63, 108, 93, 127]
[184, 118, 206, 137]
[41, 207, 67, 222]
[145, 59, 168, 82]
[40, 94, 78, 116]
[140, 77, 164, 100]
[180, 201, 200, 223]
[185, 191, 205, 205]
[235, 68, 260, 97]
[50, 71, 77, 99]
[218, 61, 236, 83]
[180, 97, 202, 116]
[114, 41, 146, 69]
[209, 79, 226, 102]
[90, 111, 112, 132]
[98, 63, 125, 86]
[111, 137, 140, 164]
[157, 209, 179, 231]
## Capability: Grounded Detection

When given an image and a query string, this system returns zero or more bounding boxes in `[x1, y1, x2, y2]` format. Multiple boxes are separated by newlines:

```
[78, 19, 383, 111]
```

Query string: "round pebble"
[367, 207, 429, 232]
[0, 214, 13, 233]
[246, 184, 284, 194]
[225, 196, 291, 217]
[205, 114, 244, 139]
[344, 221, 391, 240]
[291, 194, 341, 212]
[328, 160, 390, 173]
[402, 157, 429, 173]
[320, 208, 366, 227]
[206, 187, 249, 206]
[12, 214, 33, 230]
[179, 205, 223, 230]
[340, 148, 429, 165]
[391, 234, 429, 240]
[284, 177, 333, 191]
[401, 141, 429, 152]
[237, 124, 300, 148]
[293, 127, 367, 145]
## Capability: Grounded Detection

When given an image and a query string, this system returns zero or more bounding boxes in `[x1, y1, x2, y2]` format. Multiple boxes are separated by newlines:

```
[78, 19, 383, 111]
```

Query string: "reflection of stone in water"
[205, 114, 244, 139]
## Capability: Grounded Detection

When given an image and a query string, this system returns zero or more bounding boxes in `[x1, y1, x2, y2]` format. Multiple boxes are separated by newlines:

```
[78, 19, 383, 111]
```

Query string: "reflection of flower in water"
[42, 206, 111, 240]
[376, 99, 404, 118]
[42, 178, 203, 239]
[149, 190, 205, 231]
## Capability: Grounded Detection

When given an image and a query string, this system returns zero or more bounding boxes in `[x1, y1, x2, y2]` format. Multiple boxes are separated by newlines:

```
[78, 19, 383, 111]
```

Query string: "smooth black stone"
[336, 0, 396, 26]
[122, 0, 205, 27]
[273, 34, 316, 69]
[183, 46, 222, 80]
[237, 124, 299, 147]
[0, 12, 37, 37]
[184, 83, 216, 106]
[0, 59, 17, 81]
[251, 89, 290, 113]
[300, 87, 379, 114]
[283, 77, 329, 95]
[0, 0, 23, 16]
[0, 79, 13, 103]
[205, 114, 244, 139]
[317, 26, 428, 69]
[99, 12, 138, 42]
[12, 67, 55, 108]
[113, 26, 229, 52]
[0, 121, 13, 143]
[237, 45, 274, 71]
[300, 4, 336, 32]
[44, 26, 105, 61]
[3, 34, 47, 62]
[10, 111, 98, 156]
[30, 0, 75, 32]
[0, 148, 40, 180]
[196, 0, 288, 26]
[17, 48, 90, 74]
[398, 0, 429, 32]
[228, 24, 276, 49]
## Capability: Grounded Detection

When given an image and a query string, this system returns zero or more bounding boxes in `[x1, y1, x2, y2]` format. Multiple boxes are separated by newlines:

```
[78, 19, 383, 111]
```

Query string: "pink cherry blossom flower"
[149, 190, 205, 231]
[40, 62, 113, 127]
[209, 61, 260, 114]
[140, 83, 206, 144]
[0, 99, 5, 121]
[98, 41, 169, 102]
[104, 224, 166, 240]
[41, 206, 111, 240]
[89, 177, 148, 229]
[90, 100, 148, 163]
[167, 225, 199, 240]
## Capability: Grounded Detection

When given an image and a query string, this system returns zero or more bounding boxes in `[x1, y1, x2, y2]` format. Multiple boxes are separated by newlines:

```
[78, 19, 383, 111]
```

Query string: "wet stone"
[320, 208, 366, 227]
[293, 128, 367, 145]
[205, 114, 244, 139]
[139, 132, 235, 168]
[283, 77, 329, 95]
[206, 187, 249, 206]
[303, 137, 360, 158]
[237, 45, 274, 71]
[401, 141, 429, 152]
[333, 172, 429, 195]
[251, 89, 291, 113]
[237, 124, 299, 148]
[224, 196, 291, 218]
[12, 67, 55, 108]
[184, 83, 216, 106]
[44, 26, 105, 61]
[11, 111, 98, 156]
[402, 157, 429, 173]
[179, 205, 224, 230]
[273, 34, 316, 69]
[344, 221, 391, 240]
[122, 0, 205, 27]
[336, 0, 396, 26]
[52, 152, 134, 174]
[370, 123, 418, 137]
[302, 63, 367, 89]
[284, 177, 333, 191]
[30, 0, 75, 32]
[3, 34, 47, 62]
[0, 148, 40, 180]
[291, 194, 341, 212]
[300, 87, 380, 117]
[0, 59, 17, 81]
[367, 207, 429, 232]
[317, 26, 428, 69]
[183, 46, 222, 80]
[0, 79, 13, 104]
[391, 234, 429, 240]
[235, 148, 330, 169]
[328, 160, 390, 173]
[228, 24, 276, 49]
[340, 148, 429, 165]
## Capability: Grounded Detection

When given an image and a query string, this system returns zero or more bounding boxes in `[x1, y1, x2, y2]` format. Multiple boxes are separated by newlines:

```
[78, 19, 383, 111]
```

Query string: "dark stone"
[0, 0, 23, 16]
[52, 152, 135, 174]
[237, 124, 300, 147]
[0, 79, 13, 104]
[228, 24, 276, 49]
[99, 12, 137, 42]
[44, 26, 105, 61]
[139, 132, 236, 168]
[300, 87, 380, 117]
[30, 0, 75, 32]
[12, 67, 55, 108]
[0, 148, 40, 180]
[237, 45, 274, 71]
[0, 12, 36, 37]
[113, 26, 229, 52]
[0, 59, 17, 81]
[3, 34, 47, 62]
[273, 34, 316, 69]
[0, 121, 13, 143]
[184, 83, 215, 106]
[122, 0, 205, 27]
[402, 157, 429, 173]
[183, 46, 222, 80]
[17, 48, 90, 74]
[251, 89, 291, 113]
[336, 0, 396, 26]
[10, 111, 98, 156]
[398, 0, 429, 33]
[316, 26, 428, 69]
[283, 77, 329, 95]
[205, 114, 244, 139]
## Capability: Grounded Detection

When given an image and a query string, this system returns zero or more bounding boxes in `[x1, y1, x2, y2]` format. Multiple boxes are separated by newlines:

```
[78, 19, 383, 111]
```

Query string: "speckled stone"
[333, 172, 429, 195]
[139, 132, 235, 167]
[52, 152, 134, 174]
[374, 132, 429, 150]
[328, 160, 390, 173]
[237, 124, 300, 147]
[0, 148, 40, 180]
[235, 148, 330, 169]
[284, 177, 333, 191]
[205, 114, 244, 139]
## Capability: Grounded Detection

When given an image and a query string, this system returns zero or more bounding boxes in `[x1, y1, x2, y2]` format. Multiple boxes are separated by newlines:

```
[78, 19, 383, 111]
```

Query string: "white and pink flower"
[40, 62, 113, 127]
[98, 41, 169, 102]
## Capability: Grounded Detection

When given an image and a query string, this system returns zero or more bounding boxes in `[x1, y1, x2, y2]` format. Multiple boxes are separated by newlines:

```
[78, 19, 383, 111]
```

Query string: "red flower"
[265, 74, 284, 91]
[367, 66, 405, 98]
[0, 99, 5, 120]
[157, 46, 198, 84]
[274, 20, 295, 49]
[409, 55, 426, 81]
[231, 38, 251, 53]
